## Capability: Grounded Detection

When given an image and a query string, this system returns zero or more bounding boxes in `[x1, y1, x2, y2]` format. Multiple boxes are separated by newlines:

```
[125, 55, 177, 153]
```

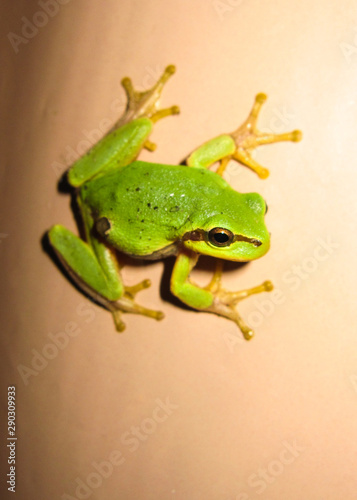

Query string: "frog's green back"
[80, 161, 256, 257]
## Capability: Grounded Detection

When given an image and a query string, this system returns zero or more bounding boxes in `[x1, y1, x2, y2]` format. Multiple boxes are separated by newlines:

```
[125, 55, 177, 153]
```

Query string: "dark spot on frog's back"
[136, 187, 140, 191]
[170, 206, 180, 212]
[147, 203, 151, 208]
[154, 206, 158, 210]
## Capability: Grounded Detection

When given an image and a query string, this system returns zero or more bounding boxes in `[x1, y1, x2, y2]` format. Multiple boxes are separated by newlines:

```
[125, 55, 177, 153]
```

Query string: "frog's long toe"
[205, 263, 274, 340]
[110, 279, 165, 326]
[117, 294, 164, 321]
[124, 279, 152, 298]
[111, 309, 126, 333]
[227, 92, 303, 178]
[125, 279, 165, 320]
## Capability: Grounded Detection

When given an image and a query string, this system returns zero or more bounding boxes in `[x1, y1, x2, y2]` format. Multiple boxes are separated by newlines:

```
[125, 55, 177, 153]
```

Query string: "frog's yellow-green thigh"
[67, 117, 153, 187]
[49, 224, 123, 301]
[48, 225, 123, 301]
[49, 223, 164, 331]
[67, 66, 180, 188]
[186, 134, 236, 170]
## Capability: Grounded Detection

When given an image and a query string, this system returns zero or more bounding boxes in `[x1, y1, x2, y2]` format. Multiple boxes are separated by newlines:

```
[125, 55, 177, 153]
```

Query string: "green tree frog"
[48, 65, 301, 340]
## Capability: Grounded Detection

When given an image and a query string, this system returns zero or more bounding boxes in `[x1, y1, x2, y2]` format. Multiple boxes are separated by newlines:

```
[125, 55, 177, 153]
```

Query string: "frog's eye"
[208, 227, 234, 247]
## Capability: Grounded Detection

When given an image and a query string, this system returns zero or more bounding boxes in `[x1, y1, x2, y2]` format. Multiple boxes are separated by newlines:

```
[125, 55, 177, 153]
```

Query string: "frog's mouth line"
[182, 230, 262, 247]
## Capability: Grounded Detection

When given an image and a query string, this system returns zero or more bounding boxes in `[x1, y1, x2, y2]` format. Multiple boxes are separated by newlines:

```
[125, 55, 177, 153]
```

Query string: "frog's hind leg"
[67, 65, 180, 187]
[48, 199, 164, 332]
[115, 64, 180, 128]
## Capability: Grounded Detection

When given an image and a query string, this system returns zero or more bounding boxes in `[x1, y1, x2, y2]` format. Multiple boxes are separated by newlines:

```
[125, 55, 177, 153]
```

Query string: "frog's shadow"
[42, 172, 249, 313]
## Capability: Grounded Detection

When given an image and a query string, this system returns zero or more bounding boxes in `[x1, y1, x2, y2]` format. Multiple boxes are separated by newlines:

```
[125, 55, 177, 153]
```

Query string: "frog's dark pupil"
[214, 232, 229, 243]
[208, 227, 233, 247]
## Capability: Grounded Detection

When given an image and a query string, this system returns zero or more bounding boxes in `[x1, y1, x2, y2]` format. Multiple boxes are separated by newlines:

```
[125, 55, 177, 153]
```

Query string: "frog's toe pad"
[241, 326, 254, 341]
[124, 279, 152, 298]
[112, 310, 126, 332]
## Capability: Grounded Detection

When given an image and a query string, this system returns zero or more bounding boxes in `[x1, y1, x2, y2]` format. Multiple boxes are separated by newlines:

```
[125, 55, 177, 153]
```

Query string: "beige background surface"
[1, 1, 357, 499]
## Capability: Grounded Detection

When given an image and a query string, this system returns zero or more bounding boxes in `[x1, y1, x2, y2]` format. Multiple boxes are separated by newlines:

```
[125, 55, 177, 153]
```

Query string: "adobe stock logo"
[247, 439, 305, 494]
[7, 0, 72, 54]
[340, 27, 357, 65]
[17, 302, 96, 386]
[61, 397, 178, 499]
[230, 439, 305, 499]
[212, 0, 245, 22]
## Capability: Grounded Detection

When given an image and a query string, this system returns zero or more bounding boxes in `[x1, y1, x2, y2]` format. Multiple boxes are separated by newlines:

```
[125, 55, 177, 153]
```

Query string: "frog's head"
[181, 192, 270, 261]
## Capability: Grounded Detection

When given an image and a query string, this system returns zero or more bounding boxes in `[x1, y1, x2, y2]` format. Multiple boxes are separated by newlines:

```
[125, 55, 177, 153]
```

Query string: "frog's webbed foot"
[108, 279, 164, 332]
[114, 64, 180, 130]
[204, 261, 273, 340]
[217, 93, 302, 178]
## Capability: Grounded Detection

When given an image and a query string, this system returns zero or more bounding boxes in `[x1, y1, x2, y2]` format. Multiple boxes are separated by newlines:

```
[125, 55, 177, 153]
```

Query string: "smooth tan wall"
[1, 1, 357, 499]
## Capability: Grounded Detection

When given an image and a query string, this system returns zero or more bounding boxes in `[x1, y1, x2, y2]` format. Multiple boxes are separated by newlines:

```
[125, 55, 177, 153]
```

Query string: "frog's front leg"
[186, 93, 302, 178]
[171, 250, 272, 340]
